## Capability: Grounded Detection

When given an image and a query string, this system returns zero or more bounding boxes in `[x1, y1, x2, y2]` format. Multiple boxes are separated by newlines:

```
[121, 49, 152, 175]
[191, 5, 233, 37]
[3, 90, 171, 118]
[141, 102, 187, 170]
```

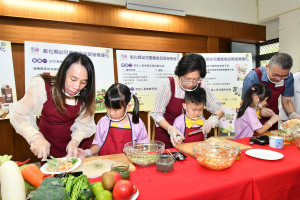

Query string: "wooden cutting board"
[175, 138, 252, 158]
[81, 153, 136, 171]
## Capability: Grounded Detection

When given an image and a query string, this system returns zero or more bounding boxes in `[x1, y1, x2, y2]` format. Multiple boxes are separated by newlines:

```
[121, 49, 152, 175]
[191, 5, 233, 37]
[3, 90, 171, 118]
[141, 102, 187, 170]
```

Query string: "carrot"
[21, 164, 44, 188]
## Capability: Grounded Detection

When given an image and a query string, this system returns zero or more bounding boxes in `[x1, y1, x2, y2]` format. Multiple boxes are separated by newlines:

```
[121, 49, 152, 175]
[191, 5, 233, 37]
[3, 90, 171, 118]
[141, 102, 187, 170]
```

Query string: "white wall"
[258, 0, 300, 23]
[84, 0, 258, 24]
[264, 19, 279, 40]
[258, 0, 300, 72]
[279, 10, 300, 73]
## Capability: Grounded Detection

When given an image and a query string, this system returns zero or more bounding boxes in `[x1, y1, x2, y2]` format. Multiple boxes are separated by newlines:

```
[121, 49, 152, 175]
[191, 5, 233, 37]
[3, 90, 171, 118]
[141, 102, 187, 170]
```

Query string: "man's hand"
[289, 112, 300, 120]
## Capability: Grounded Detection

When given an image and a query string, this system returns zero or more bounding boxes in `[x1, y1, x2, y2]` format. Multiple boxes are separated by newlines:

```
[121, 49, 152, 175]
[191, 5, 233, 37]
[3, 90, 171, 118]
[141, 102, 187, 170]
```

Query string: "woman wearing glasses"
[150, 53, 224, 148]
[242, 53, 299, 130]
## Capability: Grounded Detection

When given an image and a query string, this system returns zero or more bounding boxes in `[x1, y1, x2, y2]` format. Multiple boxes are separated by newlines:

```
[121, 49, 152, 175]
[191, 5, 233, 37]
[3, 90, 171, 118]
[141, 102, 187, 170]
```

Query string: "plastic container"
[156, 154, 174, 173]
[269, 136, 284, 149]
[111, 163, 130, 180]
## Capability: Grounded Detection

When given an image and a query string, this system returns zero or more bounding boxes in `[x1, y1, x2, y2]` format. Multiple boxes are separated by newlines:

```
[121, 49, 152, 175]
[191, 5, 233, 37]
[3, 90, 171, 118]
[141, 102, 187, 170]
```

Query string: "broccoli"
[31, 177, 67, 200]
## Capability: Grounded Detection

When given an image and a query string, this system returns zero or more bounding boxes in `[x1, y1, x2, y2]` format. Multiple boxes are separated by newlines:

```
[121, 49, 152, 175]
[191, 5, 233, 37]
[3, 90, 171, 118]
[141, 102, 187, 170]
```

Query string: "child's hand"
[78, 148, 92, 158]
[267, 114, 279, 126]
[168, 126, 185, 147]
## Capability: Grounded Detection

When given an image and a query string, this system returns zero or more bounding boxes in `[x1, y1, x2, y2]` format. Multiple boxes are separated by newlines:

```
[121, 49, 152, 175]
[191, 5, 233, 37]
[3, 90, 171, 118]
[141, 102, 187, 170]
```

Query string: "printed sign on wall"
[25, 41, 115, 113]
[116, 50, 182, 111]
[199, 53, 253, 135]
[200, 53, 253, 108]
[0, 40, 17, 120]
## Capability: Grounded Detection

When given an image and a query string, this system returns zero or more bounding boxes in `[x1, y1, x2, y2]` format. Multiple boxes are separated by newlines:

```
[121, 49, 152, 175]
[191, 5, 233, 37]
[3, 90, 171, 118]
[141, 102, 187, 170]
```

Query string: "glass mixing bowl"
[193, 142, 239, 170]
[123, 141, 165, 167]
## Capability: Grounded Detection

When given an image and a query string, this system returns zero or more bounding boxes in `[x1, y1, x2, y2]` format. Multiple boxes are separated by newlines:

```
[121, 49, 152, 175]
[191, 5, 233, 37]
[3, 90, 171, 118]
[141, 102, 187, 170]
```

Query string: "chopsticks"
[167, 149, 177, 162]
[47, 156, 58, 166]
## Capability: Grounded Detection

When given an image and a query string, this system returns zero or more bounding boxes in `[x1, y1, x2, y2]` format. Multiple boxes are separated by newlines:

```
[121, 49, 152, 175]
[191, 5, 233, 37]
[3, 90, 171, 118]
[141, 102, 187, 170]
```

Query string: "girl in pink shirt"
[234, 83, 279, 139]
[79, 83, 149, 157]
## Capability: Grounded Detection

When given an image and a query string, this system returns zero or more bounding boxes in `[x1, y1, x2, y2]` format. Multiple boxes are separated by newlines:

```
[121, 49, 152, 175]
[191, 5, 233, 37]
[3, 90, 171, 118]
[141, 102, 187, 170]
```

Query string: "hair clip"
[251, 87, 255, 91]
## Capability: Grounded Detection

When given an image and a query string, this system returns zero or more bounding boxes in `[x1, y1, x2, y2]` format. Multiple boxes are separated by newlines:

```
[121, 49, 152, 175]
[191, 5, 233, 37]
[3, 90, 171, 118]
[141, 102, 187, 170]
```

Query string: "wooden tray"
[82, 153, 136, 171]
[175, 138, 252, 158]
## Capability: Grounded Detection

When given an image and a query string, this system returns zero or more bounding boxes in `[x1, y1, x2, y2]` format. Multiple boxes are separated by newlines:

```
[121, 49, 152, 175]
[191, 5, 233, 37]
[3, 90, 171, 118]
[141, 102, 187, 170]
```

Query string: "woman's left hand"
[66, 140, 79, 157]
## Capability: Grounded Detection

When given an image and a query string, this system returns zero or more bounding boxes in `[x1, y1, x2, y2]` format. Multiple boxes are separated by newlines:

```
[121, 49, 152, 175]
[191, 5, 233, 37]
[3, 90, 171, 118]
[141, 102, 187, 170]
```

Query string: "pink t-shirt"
[234, 107, 262, 139]
[92, 113, 149, 148]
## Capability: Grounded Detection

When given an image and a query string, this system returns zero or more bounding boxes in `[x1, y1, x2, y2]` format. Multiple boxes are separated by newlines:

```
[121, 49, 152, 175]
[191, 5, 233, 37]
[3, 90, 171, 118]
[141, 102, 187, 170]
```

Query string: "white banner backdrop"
[0, 40, 17, 120]
[116, 50, 182, 111]
[200, 53, 253, 136]
[24, 41, 115, 113]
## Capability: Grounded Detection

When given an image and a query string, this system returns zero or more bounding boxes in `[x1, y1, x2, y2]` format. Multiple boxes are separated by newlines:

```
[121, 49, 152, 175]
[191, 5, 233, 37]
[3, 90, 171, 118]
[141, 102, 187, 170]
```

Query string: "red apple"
[111, 171, 122, 183]
[113, 180, 134, 200]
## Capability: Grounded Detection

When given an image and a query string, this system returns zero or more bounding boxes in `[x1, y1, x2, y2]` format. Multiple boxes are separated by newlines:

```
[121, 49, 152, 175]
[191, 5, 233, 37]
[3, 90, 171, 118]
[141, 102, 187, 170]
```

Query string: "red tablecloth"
[90, 138, 300, 200]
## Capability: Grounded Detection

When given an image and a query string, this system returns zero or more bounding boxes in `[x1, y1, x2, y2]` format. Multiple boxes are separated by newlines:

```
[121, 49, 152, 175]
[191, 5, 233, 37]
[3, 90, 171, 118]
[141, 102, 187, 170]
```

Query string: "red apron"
[254, 68, 285, 130]
[155, 77, 201, 148]
[184, 116, 205, 143]
[39, 82, 92, 158]
[98, 118, 133, 156]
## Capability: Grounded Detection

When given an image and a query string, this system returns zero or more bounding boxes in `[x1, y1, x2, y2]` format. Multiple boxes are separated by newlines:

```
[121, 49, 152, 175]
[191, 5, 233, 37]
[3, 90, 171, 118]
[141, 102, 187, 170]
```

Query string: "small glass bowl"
[156, 154, 174, 173]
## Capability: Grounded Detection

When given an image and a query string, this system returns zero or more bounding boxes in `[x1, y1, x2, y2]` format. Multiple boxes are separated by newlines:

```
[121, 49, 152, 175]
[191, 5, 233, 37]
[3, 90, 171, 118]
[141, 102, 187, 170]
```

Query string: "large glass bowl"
[292, 130, 300, 148]
[193, 142, 239, 170]
[123, 141, 165, 167]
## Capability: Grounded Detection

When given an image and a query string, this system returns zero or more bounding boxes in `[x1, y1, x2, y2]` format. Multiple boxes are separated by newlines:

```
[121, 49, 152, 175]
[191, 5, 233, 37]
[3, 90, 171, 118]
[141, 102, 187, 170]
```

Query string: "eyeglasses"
[271, 72, 291, 80]
[180, 77, 201, 84]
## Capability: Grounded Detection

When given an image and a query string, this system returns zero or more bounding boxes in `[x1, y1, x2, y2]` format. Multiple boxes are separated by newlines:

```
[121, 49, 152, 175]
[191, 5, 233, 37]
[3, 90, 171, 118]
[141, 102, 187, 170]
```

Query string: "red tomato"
[113, 180, 134, 200]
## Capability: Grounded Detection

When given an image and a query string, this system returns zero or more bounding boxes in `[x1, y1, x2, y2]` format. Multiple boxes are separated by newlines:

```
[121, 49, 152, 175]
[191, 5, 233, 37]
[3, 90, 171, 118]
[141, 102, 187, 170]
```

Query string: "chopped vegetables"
[45, 158, 75, 172]
[194, 143, 238, 170]
[71, 158, 78, 165]
[127, 153, 158, 166]
[21, 164, 44, 188]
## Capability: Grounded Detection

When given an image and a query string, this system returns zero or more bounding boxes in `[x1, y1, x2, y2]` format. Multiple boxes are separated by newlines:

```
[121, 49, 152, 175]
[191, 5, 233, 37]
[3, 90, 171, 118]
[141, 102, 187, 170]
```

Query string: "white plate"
[245, 149, 284, 160]
[131, 188, 139, 200]
[40, 157, 82, 174]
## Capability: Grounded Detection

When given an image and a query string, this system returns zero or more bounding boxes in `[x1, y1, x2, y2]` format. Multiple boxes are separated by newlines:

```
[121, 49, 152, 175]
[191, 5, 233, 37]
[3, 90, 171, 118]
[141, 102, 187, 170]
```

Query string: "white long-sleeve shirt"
[279, 72, 300, 120]
[10, 76, 96, 144]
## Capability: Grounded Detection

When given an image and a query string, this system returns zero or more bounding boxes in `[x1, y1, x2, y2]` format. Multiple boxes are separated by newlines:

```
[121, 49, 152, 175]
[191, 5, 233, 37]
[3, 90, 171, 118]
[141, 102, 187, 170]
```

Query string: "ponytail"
[237, 83, 271, 118]
[131, 94, 140, 124]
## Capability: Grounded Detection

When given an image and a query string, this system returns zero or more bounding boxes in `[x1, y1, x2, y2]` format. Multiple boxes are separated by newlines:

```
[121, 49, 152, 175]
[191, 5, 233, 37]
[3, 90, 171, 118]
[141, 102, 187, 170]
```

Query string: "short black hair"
[184, 87, 206, 105]
[269, 53, 293, 70]
[174, 53, 206, 78]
